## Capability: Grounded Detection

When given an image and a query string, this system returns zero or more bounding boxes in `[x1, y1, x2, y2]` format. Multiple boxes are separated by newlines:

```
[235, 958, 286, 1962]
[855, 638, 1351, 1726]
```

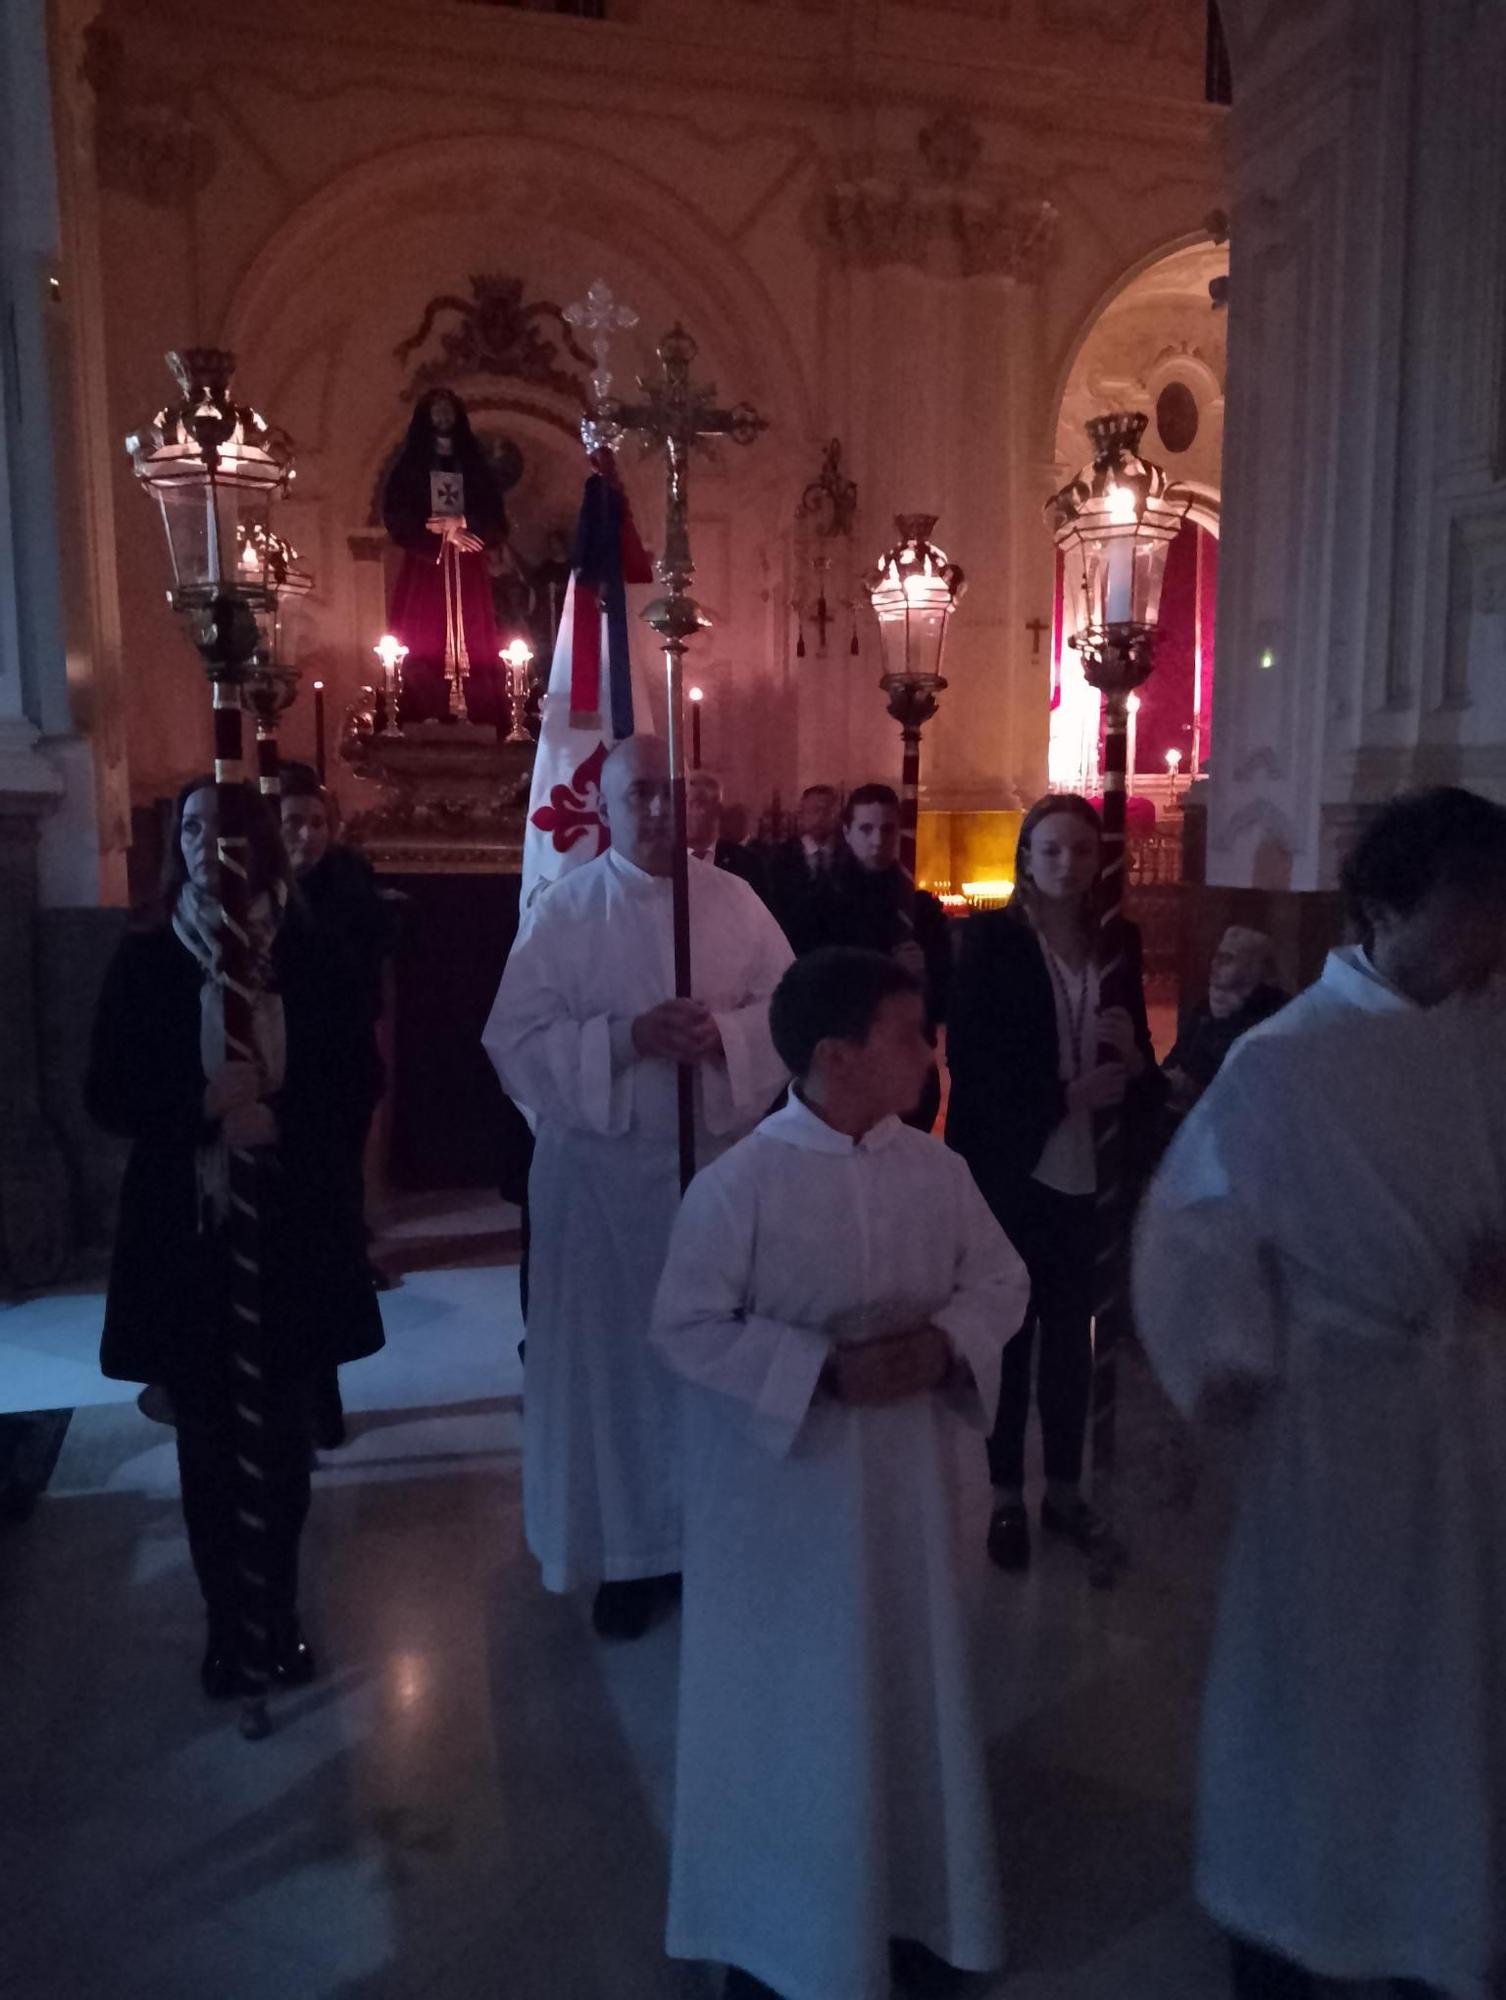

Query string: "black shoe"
[890, 1936, 969, 1995]
[1041, 1494, 1112, 1555]
[724, 1969, 784, 1999]
[200, 1638, 238, 1701]
[986, 1501, 1030, 1571]
[271, 1617, 316, 1687]
[591, 1579, 659, 1642]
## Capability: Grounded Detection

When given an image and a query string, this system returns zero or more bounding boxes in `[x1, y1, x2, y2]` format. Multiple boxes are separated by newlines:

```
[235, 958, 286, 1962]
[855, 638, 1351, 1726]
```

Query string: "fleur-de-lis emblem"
[531, 740, 609, 856]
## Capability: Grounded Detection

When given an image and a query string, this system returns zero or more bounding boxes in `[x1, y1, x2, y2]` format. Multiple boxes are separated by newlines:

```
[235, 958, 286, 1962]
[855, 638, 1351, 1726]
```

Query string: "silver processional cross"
[563, 280, 767, 1189]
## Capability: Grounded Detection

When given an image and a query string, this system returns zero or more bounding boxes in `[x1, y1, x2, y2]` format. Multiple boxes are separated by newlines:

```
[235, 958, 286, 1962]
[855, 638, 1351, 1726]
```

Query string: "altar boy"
[651, 948, 1027, 2000]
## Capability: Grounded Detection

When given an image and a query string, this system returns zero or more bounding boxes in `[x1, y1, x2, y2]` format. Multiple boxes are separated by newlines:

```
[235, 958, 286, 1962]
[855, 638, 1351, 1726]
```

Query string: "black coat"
[87, 920, 386, 1386]
[707, 838, 774, 908]
[819, 861, 953, 1029]
[297, 844, 395, 1133]
[944, 909, 1163, 1231]
[765, 839, 842, 955]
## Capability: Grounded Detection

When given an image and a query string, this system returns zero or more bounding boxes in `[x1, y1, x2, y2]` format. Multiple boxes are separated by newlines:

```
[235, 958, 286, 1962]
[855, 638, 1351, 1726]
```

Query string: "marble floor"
[0, 1234, 1236, 2000]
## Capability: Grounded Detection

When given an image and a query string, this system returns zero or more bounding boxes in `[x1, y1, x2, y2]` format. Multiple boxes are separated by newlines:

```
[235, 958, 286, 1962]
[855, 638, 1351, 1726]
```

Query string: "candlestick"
[373, 634, 407, 733]
[500, 637, 535, 745]
[313, 680, 326, 782]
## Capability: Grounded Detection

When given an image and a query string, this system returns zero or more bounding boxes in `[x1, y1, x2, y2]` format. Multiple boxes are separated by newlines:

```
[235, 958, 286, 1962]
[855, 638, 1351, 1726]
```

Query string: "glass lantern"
[861, 514, 966, 691]
[126, 349, 293, 619]
[1047, 413, 1188, 691]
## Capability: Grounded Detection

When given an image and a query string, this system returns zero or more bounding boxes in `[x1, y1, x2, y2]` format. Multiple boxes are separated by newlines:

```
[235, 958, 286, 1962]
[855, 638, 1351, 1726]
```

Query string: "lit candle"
[688, 685, 704, 771]
[374, 634, 408, 724]
[313, 680, 327, 783]
[499, 637, 535, 745]
[1105, 483, 1138, 626]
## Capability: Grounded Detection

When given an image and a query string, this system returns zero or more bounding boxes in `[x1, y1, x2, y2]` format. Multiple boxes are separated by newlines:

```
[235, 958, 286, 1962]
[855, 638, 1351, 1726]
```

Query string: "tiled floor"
[0, 1247, 1234, 2000]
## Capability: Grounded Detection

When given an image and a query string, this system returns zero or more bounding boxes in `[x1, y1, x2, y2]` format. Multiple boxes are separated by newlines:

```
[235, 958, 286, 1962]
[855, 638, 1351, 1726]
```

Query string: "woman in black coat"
[87, 777, 384, 1697]
[945, 793, 1162, 1572]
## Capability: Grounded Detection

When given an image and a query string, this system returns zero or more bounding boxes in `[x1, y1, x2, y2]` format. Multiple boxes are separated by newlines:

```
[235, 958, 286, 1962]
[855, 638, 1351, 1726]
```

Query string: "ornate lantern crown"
[126, 348, 294, 615]
[1047, 412, 1189, 690]
[862, 513, 967, 688]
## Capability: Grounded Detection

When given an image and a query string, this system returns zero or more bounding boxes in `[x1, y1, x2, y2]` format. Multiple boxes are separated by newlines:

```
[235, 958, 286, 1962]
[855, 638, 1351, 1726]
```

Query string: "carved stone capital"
[821, 179, 1058, 281]
[80, 20, 216, 208]
[820, 114, 1058, 282]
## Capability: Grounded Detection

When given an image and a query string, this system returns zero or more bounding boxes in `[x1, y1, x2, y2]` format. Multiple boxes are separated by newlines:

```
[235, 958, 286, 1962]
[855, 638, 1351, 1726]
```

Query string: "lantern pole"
[886, 682, 939, 880]
[1048, 411, 1188, 1590]
[127, 349, 293, 1735]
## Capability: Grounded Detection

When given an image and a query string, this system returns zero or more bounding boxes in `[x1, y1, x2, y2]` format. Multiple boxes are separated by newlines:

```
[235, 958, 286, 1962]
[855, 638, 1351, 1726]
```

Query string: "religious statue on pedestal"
[382, 388, 508, 725]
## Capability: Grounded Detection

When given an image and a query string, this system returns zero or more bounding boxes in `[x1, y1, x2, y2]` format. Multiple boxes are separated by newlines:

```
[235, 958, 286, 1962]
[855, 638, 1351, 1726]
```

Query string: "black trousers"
[1230, 1935, 1439, 1999]
[166, 1345, 314, 1626]
[987, 1180, 1096, 1491]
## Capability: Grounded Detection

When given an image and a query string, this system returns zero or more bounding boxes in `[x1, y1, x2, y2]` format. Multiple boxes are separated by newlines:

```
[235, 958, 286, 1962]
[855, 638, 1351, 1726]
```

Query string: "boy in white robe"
[1135, 1000, 1506, 2000]
[651, 947, 1028, 2000]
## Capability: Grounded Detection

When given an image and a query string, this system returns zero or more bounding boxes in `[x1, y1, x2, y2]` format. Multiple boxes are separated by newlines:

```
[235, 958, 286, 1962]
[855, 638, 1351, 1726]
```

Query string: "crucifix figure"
[603, 322, 767, 1188]
[1024, 614, 1050, 659]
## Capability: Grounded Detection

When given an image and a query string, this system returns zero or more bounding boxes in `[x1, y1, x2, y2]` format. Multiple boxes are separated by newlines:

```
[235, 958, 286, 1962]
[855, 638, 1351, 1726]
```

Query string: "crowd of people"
[84, 754, 1506, 2000]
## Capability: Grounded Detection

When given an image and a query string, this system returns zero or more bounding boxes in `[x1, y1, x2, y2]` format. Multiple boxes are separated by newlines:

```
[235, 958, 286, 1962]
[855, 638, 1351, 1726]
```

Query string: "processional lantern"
[861, 512, 966, 877]
[243, 527, 312, 793]
[1049, 411, 1186, 698]
[125, 349, 298, 1740]
[1044, 409, 1189, 1593]
[128, 348, 294, 672]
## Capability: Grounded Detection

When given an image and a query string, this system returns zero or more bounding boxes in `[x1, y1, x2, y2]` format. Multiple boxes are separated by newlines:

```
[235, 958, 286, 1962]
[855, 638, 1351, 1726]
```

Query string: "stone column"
[1210, 0, 1506, 890]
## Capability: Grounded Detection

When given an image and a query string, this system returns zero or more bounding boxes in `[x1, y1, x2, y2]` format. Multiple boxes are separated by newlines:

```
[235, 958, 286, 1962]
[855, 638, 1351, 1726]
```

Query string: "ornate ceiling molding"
[819, 113, 1058, 281]
[80, 19, 216, 208]
[394, 274, 593, 403]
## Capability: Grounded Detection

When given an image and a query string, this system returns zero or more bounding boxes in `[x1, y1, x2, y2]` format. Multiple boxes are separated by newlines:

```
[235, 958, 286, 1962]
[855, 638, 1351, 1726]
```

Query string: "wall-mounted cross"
[1025, 615, 1051, 659]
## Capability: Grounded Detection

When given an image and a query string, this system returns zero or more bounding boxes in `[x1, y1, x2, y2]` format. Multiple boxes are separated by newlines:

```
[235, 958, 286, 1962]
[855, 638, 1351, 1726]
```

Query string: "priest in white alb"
[1135, 998, 1506, 2000]
[651, 947, 1027, 2000]
[483, 733, 792, 1639]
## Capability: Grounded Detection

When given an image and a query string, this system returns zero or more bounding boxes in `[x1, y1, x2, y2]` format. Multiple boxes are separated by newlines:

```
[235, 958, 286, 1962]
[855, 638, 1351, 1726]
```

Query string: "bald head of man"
[599, 735, 675, 877]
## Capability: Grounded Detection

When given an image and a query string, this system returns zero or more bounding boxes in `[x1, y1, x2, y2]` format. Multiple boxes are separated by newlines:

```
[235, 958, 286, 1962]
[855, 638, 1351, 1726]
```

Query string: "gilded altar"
[341, 715, 534, 874]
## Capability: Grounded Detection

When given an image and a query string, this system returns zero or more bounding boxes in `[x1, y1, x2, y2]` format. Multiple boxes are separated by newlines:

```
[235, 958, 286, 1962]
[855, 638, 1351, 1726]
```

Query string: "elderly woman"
[87, 777, 383, 1699]
[1161, 926, 1287, 1127]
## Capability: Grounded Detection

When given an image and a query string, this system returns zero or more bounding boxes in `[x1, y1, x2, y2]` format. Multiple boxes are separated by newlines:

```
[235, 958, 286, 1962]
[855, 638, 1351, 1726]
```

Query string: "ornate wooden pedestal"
[344, 722, 535, 1194]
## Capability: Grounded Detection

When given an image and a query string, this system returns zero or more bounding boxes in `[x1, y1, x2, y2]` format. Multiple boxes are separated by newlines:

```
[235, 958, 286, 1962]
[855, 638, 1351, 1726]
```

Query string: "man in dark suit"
[686, 770, 772, 904]
[765, 783, 844, 952]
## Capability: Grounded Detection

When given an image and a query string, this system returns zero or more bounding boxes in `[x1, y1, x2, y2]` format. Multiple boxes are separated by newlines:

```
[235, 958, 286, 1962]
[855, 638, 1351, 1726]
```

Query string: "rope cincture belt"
[441, 538, 472, 707]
